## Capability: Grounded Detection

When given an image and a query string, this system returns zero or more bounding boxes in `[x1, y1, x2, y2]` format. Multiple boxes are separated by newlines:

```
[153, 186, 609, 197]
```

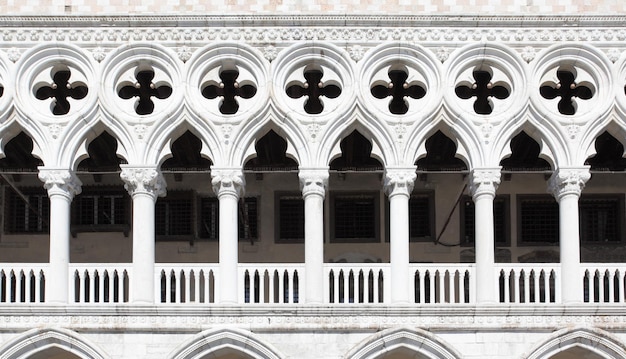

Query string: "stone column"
[38, 169, 82, 304]
[383, 168, 416, 304]
[121, 166, 166, 304]
[212, 169, 245, 304]
[299, 169, 329, 304]
[469, 168, 501, 304]
[548, 167, 590, 304]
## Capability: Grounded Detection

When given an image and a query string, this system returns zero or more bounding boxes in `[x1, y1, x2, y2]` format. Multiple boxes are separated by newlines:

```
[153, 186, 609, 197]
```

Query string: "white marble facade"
[0, 3, 626, 358]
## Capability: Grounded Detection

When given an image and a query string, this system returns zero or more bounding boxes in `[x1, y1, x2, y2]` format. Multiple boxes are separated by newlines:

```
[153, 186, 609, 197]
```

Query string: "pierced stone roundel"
[271, 42, 354, 123]
[100, 43, 183, 124]
[358, 43, 442, 122]
[185, 42, 268, 124]
[530, 44, 612, 124]
[444, 43, 527, 124]
[15, 43, 96, 124]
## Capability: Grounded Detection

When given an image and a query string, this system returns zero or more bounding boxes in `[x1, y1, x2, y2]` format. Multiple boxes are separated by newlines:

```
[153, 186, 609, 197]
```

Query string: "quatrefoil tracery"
[35, 69, 88, 115]
[286, 68, 341, 114]
[118, 69, 172, 115]
[201, 69, 257, 115]
[371, 69, 426, 115]
[455, 70, 510, 115]
[540, 69, 593, 115]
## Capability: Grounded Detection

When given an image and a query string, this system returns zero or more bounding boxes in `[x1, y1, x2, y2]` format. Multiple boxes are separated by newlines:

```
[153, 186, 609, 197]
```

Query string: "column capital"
[548, 167, 591, 201]
[38, 168, 82, 199]
[299, 169, 329, 199]
[211, 168, 245, 199]
[120, 166, 166, 198]
[383, 168, 416, 198]
[469, 168, 501, 199]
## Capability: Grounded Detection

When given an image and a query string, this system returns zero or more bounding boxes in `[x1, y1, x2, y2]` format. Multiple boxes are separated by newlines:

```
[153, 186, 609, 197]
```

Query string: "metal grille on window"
[409, 195, 432, 240]
[156, 196, 193, 237]
[75, 193, 126, 226]
[519, 197, 559, 244]
[199, 197, 219, 240]
[5, 188, 49, 234]
[239, 197, 258, 241]
[334, 194, 376, 241]
[279, 195, 304, 241]
[579, 196, 621, 243]
[462, 196, 508, 245]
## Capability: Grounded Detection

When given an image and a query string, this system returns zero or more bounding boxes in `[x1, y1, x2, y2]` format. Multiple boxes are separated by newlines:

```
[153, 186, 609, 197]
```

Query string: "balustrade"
[71, 264, 130, 303]
[410, 264, 474, 304]
[497, 264, 559, 304]
[325, 264, 389, 304]
[5, 262, 626, 306]
[0, 265, 46, 303]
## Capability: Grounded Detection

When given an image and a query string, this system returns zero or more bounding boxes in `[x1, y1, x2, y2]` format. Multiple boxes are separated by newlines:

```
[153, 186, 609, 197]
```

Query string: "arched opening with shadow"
[345, 327, 461, 359]
[0, 327, 109, 359]
[168, 328, 283, 359]
[0, 132, 49, 263]
[526, 327, 626, 359]
[156, 130, 216, 304]
[72, 131, 131, 268]
[412, 130, 470, 304]
[242, 129, 301, 304]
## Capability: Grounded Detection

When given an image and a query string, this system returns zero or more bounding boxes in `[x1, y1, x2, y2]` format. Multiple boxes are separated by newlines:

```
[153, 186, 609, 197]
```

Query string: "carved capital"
[299, 169, 329, 199]
[38, 168, 82, 199]
[120, 166, 166, 198]
[383, 168, 416, 197]
[548, 167, 590, 201]
[211, 169, 245, 199]
[469, 168, 501, 199]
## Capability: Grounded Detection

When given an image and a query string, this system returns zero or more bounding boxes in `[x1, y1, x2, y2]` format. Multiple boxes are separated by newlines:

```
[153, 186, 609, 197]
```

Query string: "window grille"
[579, 195, 623, 243]
[199, 197, 219, 240]
[518, 196, 559, 244]
[196, 196, 258, 241]
[74, 190, 128, 226]
[5, 188, 49, 234]
[409, 194, 434, 241]
[333, 193, 378, 242]
[461, 196, 509, 245]
[239, 197, 258, 241]
[277, 195, 304, 242]
[156, 192, 194, 238]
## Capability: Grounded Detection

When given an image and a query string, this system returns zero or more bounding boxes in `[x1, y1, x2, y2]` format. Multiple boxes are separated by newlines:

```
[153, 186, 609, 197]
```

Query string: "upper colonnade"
[0, 16, 625, 171]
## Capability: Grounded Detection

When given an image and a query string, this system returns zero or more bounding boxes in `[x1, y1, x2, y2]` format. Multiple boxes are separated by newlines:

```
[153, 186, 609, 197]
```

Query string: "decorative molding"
[469, 168, 501, 199]
[38, 169, 82, 199]
[211, 169, 245, 199]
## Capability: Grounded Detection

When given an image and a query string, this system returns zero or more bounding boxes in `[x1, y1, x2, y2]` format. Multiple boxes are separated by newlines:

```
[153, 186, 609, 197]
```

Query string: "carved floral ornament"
[383, 169, 417, 197]
[120, 167, 166, 197]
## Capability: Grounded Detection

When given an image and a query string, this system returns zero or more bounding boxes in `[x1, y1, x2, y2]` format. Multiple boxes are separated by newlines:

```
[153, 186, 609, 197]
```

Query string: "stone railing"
[5, 263, 626, 306]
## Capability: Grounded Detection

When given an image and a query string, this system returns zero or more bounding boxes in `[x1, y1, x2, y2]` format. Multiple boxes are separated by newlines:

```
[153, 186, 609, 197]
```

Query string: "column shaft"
[300, 170, 328, 304]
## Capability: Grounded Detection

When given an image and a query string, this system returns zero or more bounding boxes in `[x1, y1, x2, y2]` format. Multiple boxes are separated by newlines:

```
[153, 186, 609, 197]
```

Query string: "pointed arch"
[231, 117, 305, 169]
[525, 327, 626, 359]
[491, 119, 558, 170]
[579, 119, 626, 169]
[168, 328, 283, 359]
[0, 118, 47, 166]
[406, 115, 475, 170]
[59, 120, 132, 170]
[0, 327, 110, 359]
[345, 327, 462, 359]
[149, 120, 217, 168]
[319, 111, 393, 169]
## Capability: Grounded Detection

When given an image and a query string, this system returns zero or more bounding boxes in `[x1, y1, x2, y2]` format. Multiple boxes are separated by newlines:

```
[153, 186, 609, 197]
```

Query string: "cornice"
[1, 15, 626, 28]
